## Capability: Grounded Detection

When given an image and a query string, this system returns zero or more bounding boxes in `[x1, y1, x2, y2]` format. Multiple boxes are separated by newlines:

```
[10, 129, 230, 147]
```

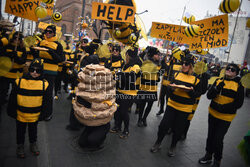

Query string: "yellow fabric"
[17, 110, 40, 122]
[43, 63, 58, 72]
[209, 107, 236, 122]
[162, 80, 170, 86]
[17, 79, 49, 90]
[17, 95, 43, 108]
[187, 114, 194, 120]
[102, 100, 113, 107]
[1, 37, 9, 46]
[168, 100, 194, 113]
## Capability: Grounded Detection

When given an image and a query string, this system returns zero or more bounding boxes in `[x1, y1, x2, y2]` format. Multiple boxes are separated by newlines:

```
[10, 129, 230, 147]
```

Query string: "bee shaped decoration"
[219, 0, 240, 13]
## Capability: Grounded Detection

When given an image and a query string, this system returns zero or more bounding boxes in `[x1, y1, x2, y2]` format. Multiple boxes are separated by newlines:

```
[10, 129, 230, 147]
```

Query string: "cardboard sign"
[5, 0, 54, 22]
[150, 15, 228, 50]
[92, 2, 135, 23]
[189, 14, 228, 50]
[38, 22, 61, 32]
[150, 22, 191, 44]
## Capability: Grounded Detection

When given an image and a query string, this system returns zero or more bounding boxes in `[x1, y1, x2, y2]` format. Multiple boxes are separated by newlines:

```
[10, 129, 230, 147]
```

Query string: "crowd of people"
[0, 20, 248, 167]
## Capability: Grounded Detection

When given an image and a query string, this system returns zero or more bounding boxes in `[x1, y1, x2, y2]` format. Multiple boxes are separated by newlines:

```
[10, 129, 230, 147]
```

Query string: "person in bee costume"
[109, 48, 141, 139]
[104, 44, 125, 77]
[31, 25, 65, 121]
[7, 58, 49, 158]
[199, 63, 244, 167]
[137, 46, 161, 127]
[80, 39, 100, 68]
[0, 32, 27, 111]
[150, 53, 202, 157]
[157, 50, 183, 116]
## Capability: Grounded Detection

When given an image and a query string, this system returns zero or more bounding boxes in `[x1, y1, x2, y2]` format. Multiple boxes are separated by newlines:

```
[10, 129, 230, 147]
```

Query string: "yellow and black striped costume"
[8, 77, 49, 122]
[167, 72, 201, 113]
[208, 77, 244, 122]
[118, 64, 141, 96]
[4, 45, 27, 79]
[105, 55, 125, 75]
[37, 36, 65, 75]
[64, 49, 77, 74]
[138, 60, 160, 101]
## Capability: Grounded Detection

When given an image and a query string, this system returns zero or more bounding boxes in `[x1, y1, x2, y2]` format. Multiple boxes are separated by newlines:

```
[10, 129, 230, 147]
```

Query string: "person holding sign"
[31, 25, 65, 121]
[150, 53, 202, 157]
[199, 63, 244, 167]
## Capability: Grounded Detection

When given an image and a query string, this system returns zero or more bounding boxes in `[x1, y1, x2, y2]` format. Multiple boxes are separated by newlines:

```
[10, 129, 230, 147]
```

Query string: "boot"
[30, 142, 40, 156]
[16, 144, 25, 158]
[212, 159, 221, 167]
[150, 142, 161, 153]
[109, 126, 121, 133]
[198, 152, 213, 164]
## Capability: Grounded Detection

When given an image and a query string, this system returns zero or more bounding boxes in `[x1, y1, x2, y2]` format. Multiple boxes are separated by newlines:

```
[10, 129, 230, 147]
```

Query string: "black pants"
[183, 120, 191, 137]
[205, 114, 231, 161]
[78, 123, 110, 148]
[54, 72, 63, 96]
[44, 74, 56, 118]
[156, 106, 189, 148]
[114, 97, 133, 131]
[159, 85, 169, 112]
[16, 120, 38, 145]
[138, 101, 154, 121]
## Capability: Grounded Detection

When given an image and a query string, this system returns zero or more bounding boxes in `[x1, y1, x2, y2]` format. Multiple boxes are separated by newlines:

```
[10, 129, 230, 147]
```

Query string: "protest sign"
[92, 2, 135, 23]
[150, 14, 228, 50]
[5, 0, 54, 22]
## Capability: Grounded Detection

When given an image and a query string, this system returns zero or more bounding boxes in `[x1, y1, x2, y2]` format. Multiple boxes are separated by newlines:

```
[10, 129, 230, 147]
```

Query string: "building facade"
[40, 0, 110, 41]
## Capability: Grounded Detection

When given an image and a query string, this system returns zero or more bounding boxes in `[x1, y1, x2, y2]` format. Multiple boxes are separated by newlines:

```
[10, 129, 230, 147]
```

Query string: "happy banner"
[5, 0, 54, 22]
[92, 2, 135, 23]
[150, 14, 228, 50]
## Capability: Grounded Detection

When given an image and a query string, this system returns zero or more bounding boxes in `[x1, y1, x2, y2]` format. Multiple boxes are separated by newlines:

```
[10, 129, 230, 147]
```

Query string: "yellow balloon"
[246, 18, 250, 28]
[184, 25, 200, 37]
[0, 56, 12, 76]
[35, 7, 47, 19]
[219, 0, 240, 13]
[183, 15, 195, 24]
[241, 73, 250, 89]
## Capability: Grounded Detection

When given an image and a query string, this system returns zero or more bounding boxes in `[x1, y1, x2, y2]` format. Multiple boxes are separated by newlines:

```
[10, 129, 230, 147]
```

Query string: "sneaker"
[156, 110, 164, 116]
[109, 127, 121, 133]
[65, 125, 80, 131]
[119, 131, 129, 139]
[16, 144, 25, 158]
[212, 160, 221, 167]
[198, 152, 213, 164]
[150, 143, 161, 153]
[137, 120, 144, 127]
[30, 142, 40, 156]
[167, 147, 176, 157]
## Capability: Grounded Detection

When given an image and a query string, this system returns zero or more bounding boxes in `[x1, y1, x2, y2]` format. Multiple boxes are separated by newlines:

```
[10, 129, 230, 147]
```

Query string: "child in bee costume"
[199, 63, 244, 167]
[7, 58, 49, 158]
[150, 53, 202, 157]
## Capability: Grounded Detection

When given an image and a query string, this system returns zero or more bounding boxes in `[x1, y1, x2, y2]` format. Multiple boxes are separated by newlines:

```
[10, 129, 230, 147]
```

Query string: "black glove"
[216, 81, 225, 92]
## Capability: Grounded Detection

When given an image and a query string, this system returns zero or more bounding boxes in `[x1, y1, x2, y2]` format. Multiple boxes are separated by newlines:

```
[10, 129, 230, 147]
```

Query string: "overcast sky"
[135, 0, 250, 32]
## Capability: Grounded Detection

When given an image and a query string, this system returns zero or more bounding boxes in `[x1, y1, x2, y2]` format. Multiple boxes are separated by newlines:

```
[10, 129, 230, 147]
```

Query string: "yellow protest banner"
[150, 15, 228, 50]
[38, 22, 61, 32]
[5, 0, 54, 22]
[91, 2, 135, 23]
[189, 14, 228, 50]
[150, 22, 191, 44]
